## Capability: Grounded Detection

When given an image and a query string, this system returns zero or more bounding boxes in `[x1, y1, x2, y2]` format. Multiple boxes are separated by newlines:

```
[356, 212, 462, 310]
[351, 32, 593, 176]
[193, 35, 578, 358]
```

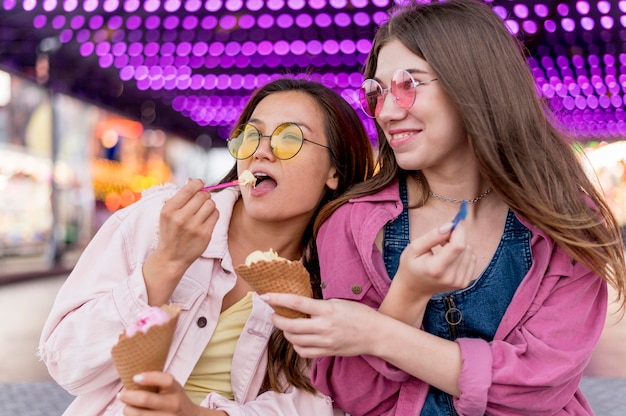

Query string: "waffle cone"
[235, 260, 312, 318]
[111, 304, 180, 391]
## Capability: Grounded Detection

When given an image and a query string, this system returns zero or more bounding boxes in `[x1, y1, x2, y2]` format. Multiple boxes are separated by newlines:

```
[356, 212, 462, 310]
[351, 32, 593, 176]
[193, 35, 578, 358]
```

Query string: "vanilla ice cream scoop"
[238, 169, 257, 187]
[244, 248, 282, 265]
[201, 169, 257, 192]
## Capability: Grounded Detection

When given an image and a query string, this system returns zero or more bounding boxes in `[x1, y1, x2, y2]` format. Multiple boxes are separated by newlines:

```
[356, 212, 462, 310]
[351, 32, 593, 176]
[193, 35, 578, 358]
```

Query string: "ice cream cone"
[111, 304, 180, 391]
[235, 260, 312, 318]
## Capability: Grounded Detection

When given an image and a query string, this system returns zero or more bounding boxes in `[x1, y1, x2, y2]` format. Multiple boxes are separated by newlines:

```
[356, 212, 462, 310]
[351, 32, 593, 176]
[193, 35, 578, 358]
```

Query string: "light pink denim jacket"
[312, 179, 608, 416]
[38, 184, 339, 416]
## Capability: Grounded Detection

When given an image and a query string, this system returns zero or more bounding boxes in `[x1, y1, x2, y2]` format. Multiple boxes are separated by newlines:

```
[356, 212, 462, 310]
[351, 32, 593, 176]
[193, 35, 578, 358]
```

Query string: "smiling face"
[236, 90, 338, 223]
[374, 39, 470, 175]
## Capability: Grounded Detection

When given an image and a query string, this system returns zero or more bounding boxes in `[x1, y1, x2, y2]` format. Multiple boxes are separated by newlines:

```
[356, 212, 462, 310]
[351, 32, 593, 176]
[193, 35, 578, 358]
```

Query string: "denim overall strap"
[383, 177, 410, 280]
[420, 210, 531, 416]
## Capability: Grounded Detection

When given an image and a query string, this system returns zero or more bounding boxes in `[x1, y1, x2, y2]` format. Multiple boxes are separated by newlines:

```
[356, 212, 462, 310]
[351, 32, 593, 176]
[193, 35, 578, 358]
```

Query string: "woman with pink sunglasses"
[264, 1, 626, 415]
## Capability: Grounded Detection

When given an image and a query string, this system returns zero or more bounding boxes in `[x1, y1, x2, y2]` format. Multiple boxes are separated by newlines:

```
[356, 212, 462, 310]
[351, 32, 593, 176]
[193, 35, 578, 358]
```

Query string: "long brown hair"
[221, 77, 375, 392]
[318, 0, 626, 311]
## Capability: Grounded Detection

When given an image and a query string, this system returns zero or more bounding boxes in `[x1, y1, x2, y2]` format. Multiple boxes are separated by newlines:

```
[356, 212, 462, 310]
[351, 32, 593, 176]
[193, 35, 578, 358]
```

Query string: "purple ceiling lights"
[1, 0, 626, 142]
[23, 2, 378, 137]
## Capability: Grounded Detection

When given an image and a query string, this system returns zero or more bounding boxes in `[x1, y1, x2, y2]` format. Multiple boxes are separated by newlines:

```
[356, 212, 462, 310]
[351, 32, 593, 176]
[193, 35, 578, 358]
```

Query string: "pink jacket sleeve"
[311, 206, 412, 415]
[312, 355, 403, 415]
[454, 260, 607, 415]
[38, 185, 176, 394]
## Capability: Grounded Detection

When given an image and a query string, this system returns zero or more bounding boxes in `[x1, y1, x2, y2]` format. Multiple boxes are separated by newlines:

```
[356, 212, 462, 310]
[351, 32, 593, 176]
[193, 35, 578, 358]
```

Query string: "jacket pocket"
[169, 276, 205, 310]
[321, 258, 373, 302]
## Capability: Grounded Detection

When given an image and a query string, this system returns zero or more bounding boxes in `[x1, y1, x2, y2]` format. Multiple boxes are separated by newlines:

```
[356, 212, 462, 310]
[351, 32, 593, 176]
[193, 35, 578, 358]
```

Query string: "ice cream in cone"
[235, 249, 312, 318]
[111, 304, 180, 391]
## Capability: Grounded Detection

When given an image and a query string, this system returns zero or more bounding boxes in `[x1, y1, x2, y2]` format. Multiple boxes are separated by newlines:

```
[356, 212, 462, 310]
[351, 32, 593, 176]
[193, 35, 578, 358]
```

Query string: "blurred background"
[0, 0, 625, 413]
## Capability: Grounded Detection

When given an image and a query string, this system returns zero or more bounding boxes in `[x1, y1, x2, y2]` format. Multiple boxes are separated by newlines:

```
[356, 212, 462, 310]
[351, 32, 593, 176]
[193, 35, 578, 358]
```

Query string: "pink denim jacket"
[312, 179, 608, 416]
[38, 184, 339, 416]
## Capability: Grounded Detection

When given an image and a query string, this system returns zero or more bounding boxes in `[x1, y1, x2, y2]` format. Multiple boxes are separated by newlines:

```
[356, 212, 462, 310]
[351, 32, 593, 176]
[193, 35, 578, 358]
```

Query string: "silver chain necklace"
[429, 187, 492, 204]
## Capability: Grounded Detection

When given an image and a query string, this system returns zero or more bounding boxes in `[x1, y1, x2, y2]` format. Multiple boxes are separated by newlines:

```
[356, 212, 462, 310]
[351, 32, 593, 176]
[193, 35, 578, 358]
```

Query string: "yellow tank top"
[184, 292, 254, 404]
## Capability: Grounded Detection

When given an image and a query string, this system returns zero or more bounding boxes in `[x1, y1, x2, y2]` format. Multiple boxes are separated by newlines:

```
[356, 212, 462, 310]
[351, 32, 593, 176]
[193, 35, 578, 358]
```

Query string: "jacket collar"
[201, 187, 240, 264]
[349, 177, 400, 204]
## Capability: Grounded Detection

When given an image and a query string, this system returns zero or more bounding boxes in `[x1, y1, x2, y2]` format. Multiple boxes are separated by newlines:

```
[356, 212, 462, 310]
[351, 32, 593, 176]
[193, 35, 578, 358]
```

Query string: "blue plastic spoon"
[450, 200, 468, 232]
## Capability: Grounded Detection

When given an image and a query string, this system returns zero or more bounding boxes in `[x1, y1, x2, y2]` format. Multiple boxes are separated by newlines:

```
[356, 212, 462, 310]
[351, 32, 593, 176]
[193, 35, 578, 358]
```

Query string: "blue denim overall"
[383, 178, 532, 415]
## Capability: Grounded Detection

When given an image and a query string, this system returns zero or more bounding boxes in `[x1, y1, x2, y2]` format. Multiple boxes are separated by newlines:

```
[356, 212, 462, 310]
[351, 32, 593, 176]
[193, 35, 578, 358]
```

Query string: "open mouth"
[253, 172, 277, 190]
[254, 173, 270, 185]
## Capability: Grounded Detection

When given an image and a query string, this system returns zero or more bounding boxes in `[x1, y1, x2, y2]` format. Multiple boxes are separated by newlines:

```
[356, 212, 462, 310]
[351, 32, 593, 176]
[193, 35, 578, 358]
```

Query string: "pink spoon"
[201, 180, 241, 192]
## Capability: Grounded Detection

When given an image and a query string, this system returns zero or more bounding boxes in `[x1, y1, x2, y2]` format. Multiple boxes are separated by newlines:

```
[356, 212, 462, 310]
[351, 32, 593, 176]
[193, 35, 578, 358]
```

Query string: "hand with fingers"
[119, 371, 227, 416]
[261, 293, 383, 358]
[155, 179, 219, 269]
[393, 221, 476, 302]
[143, 179, 220, 305]
[376, 221, 476, 327]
